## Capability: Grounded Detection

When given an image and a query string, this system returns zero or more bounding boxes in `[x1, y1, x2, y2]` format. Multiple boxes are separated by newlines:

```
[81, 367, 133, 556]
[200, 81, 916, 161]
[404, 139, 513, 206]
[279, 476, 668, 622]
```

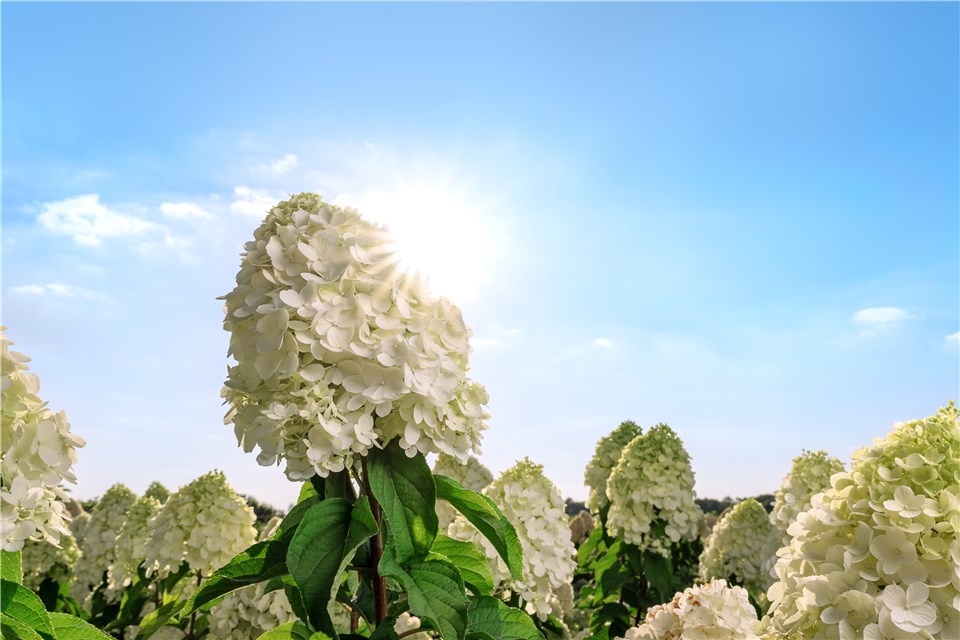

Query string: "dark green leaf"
[0, 613, 43, 640]
[0, 580, 54, 640]
[378, 550, 468, 640]
[276, 496, 321, 539]
[134, 598, 183, 640]
[284, 583, 309, 625]
[368, 443, 437, 563]
[465, 596, 544, 640]
[576, 526, 603, 566]
[48, 612, 114, 640]
[643, 553, 673, 604]
[434, 475, 523, 581]
[428, 535, 494, 597]
[1, 552, 22, 585]
[256, 620, 331, 640]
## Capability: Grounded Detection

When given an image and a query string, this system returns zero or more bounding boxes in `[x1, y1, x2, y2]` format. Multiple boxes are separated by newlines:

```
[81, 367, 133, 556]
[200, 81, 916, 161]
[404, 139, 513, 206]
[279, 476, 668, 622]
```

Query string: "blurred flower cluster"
[699, 498, 772, 598]
[433, 453, 493, 530]
[21, 532, 80, 590]
[584, 420, 642, 513]
[72, 483, 137, 606]
[109, 495, 163, 590]
[622, 579, 761, 640]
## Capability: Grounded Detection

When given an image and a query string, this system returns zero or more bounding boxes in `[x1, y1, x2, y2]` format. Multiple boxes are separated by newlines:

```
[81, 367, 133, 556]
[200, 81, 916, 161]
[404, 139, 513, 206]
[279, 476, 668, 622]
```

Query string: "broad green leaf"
[643, 552, 673, 604]
[428, 535, 494, 596]
[1, 552, 22, 585]
[0, 613, 43, 640]
[287, 497, 377, 635]
[378, 550, 467, 640]
[434, 475, 523, 581]
[299, 481, 319, 503]
[276, 496, 321, 539]
[577, 526, 603, 566]
[256, 620, 331, 640]
[183, 536, 292, 615]
[134, 598, 183, 640]
[0, 580, 54, 640]
[368, 442, 437, 563]
[283, 582, 309, 625]
[465, 596, 543, 640]
[48, 612, 114, 640]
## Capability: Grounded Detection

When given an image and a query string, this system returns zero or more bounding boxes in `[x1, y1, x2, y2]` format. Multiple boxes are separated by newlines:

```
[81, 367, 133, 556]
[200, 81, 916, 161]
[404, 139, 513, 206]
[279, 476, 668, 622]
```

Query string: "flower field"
[2, 194, 957, 640]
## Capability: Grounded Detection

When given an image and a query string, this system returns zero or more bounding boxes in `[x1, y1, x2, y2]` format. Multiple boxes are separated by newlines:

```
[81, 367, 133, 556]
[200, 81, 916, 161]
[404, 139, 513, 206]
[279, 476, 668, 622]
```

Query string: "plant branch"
[361, 456, 388, 626]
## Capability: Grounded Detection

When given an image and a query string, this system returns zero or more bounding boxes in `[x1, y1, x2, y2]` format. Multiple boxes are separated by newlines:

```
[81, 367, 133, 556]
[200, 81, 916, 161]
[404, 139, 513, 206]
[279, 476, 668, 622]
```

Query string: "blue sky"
[3, 2, 958, 510]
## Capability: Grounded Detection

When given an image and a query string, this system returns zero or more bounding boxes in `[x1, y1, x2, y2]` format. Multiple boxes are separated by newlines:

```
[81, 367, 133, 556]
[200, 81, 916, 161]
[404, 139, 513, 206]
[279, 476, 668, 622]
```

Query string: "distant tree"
[565, 497, 587, 516]
[240, 494, 283, 524]
[697, 494, 775, 516]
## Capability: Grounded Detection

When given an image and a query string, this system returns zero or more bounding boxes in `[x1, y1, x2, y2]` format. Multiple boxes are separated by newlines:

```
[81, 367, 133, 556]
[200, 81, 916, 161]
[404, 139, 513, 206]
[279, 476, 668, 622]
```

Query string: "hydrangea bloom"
[144, 471, 257, 578]
[109, 495, 163, 590]
[698, 498, 772, 598]
[584, 420, 642, 513]
[70, 510, 91, 545]
[606, 424, 701, 554]
[21, 532, 80, 590]
[433, 453, 493, 531]
[72, 483, 137, 605]
[760, 450, 845, 587]
[393, 612, 432, 639]
[221, 193, 489, 481]
[448, 458, 577, 620]
[144, 481, 170, 503]
[763, 403, 960, 639]
[622, 580, 761, 640]
[1, 329, 86, 550]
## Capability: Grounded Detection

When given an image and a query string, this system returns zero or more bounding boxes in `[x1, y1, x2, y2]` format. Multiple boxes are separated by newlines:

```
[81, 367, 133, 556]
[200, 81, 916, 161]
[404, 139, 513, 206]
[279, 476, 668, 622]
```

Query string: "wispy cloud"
[160, 202, 213, 220]
[946, 332, 960, 347]
[9, 283, 112, 302]
[257, 154, 299, 175]
[849, 306, 911, 339]
[231, 186, 278, 217]
[594, 337, 613, 348]
[38, 194, 160, 246]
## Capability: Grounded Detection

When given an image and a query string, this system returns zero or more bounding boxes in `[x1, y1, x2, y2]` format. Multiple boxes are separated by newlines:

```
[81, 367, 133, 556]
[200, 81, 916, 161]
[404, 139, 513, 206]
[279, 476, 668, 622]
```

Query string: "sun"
[334, 183, 496, 303]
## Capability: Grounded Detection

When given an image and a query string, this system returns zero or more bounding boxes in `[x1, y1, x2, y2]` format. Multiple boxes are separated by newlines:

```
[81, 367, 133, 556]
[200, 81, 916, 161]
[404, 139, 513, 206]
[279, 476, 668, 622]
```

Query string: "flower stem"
[361, 457, 388, 626]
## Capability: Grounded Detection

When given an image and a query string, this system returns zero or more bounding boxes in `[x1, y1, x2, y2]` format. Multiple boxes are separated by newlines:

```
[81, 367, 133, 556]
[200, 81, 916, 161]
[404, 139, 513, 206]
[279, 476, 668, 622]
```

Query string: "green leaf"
[256, 621, 331, 640]
[378, 550, 468, 640]
[428, 535, 494, 596]
[283, 582, 309, 625]
[1, 552, 22, 585]
[47, 613, 114, 640]
[276, 496, 321, 539]
[0, 613, 43, 640]
[287, 497, 377, 635]
[465, 596, 544, 640]
[0, 580, 54, 640]
[577, 526, 603, 566]
[435, 475, 523, 581]
[643, 552, 673, 604]
[299, 481, 319, 503]
[134, 598, 183, 640]
[368, 442, 438, 563]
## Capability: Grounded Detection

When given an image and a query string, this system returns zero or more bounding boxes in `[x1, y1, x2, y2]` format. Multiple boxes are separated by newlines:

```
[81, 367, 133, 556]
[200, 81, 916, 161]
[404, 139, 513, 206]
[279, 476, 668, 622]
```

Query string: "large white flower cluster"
[21, 532, 80, 590]
[606, 424, 701, 554]
[145, 471, 257, 578]
[764, 403, 960, 639]
[433, 453, 493, 530]
[698, 498, 772, 597]
[1, 330, 86, 551]
[760, 450, 845, 587]
[109, 495, 163, 590]
[584, 420, 642, 513]
[448, 458, 577, 620]
[72, 483, 137, 605]
[221, 193, 489, 481]
[622, 580, 761, 640]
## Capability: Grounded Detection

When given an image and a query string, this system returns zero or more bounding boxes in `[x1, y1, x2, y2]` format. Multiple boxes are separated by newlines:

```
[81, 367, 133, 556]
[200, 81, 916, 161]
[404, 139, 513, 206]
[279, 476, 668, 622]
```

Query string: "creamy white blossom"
[448, 458, 577, 620]
[763, 403, 960, 639]
[394, 612, 432, 639]
[109, 495, 163, 590]
[221, 193, 489, 481]
[21, 532, 80, 590]
[1, 329, 86, 551]
[606, 424, 701, 555]
[622, 579, 761, 640]
[433, 453, 493, 531]
[584, 420, 642, 513]
[72, 483, 137, 606]
[144, 471, 257, 578]
[699, 498, 772, 599]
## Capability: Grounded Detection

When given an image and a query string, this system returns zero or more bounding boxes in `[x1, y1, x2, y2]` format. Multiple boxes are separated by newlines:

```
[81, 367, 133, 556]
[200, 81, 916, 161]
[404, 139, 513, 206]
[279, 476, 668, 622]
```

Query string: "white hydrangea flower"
[109, 495, 163, 590]
[144, 471, 257, 578]
[394, 611, 432, 639]
[221, 193, 489, 481]
[144, 481, 170, 503]
[584, 420, 642, 513]
[622, 579, 762, 640]
[21, 531, 80, 590]
[70, 510, 91, 545]
[699, 498, 772, 598]
[606, 424, 701, 555]
[432, 453, 493, 531]
[448, 458, 577, 620]
[72, 483, 137, 606]
[763, 403, 960, 640]
[1, 329, 86, 551]
[759, 450, 845, 587]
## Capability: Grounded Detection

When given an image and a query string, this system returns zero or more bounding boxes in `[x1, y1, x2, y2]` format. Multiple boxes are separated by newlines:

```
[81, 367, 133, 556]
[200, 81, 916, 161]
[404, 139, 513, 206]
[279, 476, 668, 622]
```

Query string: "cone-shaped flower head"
[448, 458, 577, 620]
[606, 424, 701, 554]
[621, 579, 761, 640]
[145, 471, 257, 577]
[699, 498, 772, 597]
[433, 453, 493, 530]
[584, 420, 642, 513]
[763, 403, 960, 639]
[21, 532, 80, 590]
[221, 193, 489, 481]
[144, 481, 170, 503]
[1, 329, 86, 550]
[760, 450, 844, 587]
[72, 483, 137, 604]
[109, 495, 163, 590]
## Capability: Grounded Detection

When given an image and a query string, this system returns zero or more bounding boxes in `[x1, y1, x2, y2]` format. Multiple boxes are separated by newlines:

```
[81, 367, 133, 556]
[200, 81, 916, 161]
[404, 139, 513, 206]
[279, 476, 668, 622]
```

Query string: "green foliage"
[134, 599, 183, 640]
[0, 580, 55, 640]
[428, 536, 494, 597]
[465, 597, 544, 640]
[255, 621, 332, 640]
[378, 550, 468, 640]
[1, 551, 23, 585]
[47, 613, 113, 640]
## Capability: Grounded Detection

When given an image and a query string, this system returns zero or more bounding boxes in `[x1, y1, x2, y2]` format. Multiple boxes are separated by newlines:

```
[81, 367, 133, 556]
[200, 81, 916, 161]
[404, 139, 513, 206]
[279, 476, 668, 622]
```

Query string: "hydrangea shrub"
[584, 420, 641, 513]
[21, 532, 80, 590]
[72, 483, 137, 606]
[109, 495, 163, 590]
[698, 498, 772, 600]
[621, 580, 761, 640]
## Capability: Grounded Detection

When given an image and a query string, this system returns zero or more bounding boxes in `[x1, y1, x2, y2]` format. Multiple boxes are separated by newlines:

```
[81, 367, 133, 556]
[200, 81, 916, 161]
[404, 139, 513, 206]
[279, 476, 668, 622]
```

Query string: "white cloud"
[9, 283, 111, 302]
[259, 154, 298, 175]
[160, 202, 213, 220]
[38, 194, 160, 246]
[594, 337, 613, 348]
[231, 186, 278, 217]
[852, 307, 909, 325]
[946, 332, 960, 347]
